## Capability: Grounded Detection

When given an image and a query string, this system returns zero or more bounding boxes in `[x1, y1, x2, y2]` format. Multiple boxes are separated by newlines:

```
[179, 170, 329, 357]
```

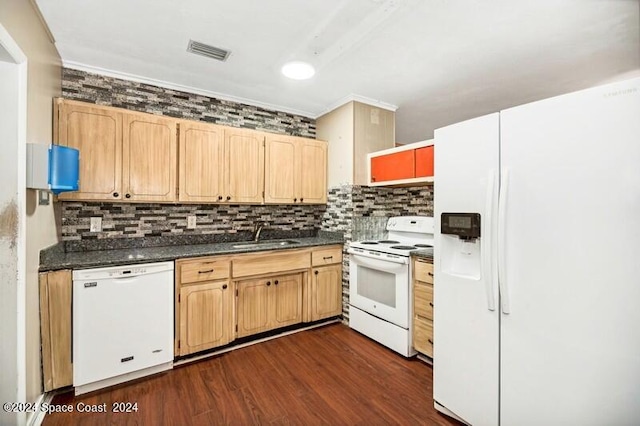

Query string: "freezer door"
[499, 78, 640, 425]
[434, 113, 500, 426]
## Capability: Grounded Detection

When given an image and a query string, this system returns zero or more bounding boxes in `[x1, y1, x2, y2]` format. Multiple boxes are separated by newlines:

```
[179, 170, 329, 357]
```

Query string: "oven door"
[349, 252, 410, 328]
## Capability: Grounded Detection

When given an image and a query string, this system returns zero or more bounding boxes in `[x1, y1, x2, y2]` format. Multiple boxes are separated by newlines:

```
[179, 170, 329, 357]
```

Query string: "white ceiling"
[36, 0, 639, 142]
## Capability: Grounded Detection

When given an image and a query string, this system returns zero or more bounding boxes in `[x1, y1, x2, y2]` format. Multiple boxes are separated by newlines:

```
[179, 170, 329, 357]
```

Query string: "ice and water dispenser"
[440, 213, 482, 279]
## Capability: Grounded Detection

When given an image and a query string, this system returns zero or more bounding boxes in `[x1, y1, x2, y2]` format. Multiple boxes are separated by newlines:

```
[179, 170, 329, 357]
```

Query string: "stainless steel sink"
[232, 240, 299, 249]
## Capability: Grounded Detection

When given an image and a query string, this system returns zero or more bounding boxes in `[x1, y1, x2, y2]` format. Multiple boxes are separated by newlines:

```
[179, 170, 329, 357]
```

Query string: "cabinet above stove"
[367, 139, 434, 187]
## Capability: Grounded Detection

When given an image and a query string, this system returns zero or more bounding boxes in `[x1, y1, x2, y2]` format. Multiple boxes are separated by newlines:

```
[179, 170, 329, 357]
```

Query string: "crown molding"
[317, 93, 398, 117]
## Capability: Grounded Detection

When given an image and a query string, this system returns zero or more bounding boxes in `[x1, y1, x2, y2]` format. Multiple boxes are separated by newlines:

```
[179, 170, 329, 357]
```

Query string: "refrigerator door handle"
[498, 169, 511, 314]
[483, 170, 496, 311]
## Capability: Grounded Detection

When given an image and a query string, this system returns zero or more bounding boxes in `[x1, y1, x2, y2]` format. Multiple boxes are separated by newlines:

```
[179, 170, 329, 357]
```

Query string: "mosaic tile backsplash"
[321, 184, 434, 320]
[61, 202, 325, 247]
[62, 68, 316, 138]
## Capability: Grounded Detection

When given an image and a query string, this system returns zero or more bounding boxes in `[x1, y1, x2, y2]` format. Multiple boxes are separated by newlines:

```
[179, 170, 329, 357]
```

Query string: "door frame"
[0, 22, 28, 424]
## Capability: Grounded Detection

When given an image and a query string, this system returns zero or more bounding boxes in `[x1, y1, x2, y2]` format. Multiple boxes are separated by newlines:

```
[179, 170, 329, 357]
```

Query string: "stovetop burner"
[378, 240, 400, 244]
[390, 245, 418, 250]
[414, 244, 433, 248]
[361, 241, 379, 245]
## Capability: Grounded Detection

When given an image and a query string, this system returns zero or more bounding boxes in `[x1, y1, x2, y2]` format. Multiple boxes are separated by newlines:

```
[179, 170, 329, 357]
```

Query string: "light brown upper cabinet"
[226, 128, 265, 203]
[123, 113, 177, 202]
[300, 140, 328, 204]
[264, 135, 327, 204]
[55, 100, 123, 201]
[55, 99, 178, 202]
[55, 99, 326, 204]
[179, 122, 264, 203]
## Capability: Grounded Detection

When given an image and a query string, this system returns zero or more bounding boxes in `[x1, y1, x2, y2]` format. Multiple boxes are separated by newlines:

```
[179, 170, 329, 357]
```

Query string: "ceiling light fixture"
[281, 61, 315, 80]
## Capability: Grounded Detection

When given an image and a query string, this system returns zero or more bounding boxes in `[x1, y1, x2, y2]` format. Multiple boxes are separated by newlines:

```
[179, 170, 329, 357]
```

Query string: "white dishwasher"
[73, 261, 174, 395]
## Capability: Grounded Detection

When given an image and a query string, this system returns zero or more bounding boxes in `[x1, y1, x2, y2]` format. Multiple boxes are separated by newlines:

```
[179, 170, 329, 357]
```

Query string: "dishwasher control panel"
[108, 267, 147, 277]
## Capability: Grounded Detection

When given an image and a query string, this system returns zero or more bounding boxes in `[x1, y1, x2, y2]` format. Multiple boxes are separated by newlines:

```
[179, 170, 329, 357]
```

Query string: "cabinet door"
[264, 135, 297, 203]
[311, 265, 342, 321]
[237, 278, 271, 338]
[179, 121, 225, 202]
[226, 129, 265, 203]
[413, 316, 434, 357]
[370, 150, 415, 183]
[271, 273, 303, 328]
[179, 281, 233, 356]
[39, 270, 73, 391]
[300, 140, 327, 204]
[56, 101, 122, 201]
[123, 113, 177, 202]
[415, 146, 434, 177]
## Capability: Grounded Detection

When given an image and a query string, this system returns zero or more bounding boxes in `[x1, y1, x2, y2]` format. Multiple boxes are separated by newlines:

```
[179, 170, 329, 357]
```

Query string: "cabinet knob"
[429, 302, 434, 307]
[218, 196, 223, 201]
[222, 284, 228, 290]
[428, 272, 434, 277]
[428, 338, 433, 345]
[314, 270, 319, 275]
[113, 192, 119, 197]
[125, 193, 131, 199]
[293, 198, 297, 202]
[226, 196, 231, 201]
[274, 280, 279, 285]
[266, 281, 271, 286]
[300, 198, 304, 202]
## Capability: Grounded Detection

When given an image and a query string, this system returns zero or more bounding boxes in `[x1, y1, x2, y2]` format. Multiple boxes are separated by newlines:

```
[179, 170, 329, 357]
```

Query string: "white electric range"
[347, 216, 434, 357]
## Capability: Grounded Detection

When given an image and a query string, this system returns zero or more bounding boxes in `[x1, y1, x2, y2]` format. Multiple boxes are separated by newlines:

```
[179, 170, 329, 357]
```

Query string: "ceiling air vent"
[187, 40, 231, 62]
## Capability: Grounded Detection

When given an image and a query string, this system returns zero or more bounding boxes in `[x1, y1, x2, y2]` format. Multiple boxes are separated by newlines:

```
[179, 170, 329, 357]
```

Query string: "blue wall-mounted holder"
[48, 145, 79, 194]
[26, 143, 79, 194]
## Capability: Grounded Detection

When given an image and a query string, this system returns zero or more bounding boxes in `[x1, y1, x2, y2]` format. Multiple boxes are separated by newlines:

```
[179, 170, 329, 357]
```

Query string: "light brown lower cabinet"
[39, 270, 73, 391]
[412, 257, 434, 357]
[237, 273, 303, 338]
[39, 245, 343, 391]
[310, 264, 342, 321]
[178, 280, 234, 356]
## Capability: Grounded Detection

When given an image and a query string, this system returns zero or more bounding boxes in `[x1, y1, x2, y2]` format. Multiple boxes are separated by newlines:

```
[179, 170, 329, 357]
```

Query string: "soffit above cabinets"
[35, 0, 639, 142]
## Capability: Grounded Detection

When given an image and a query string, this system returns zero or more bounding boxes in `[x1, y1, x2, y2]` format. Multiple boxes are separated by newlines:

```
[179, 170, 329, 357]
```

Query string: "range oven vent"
[187, 40, 231, 61]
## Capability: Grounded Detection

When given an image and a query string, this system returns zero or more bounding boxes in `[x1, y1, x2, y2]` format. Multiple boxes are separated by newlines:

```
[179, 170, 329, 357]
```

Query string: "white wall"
[0, 52, 22, 426]
[0, 2, 62, 423]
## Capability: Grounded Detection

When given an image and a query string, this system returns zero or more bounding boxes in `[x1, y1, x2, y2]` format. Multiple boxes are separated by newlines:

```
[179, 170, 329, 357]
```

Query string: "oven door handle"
[348, 250, 409, 267]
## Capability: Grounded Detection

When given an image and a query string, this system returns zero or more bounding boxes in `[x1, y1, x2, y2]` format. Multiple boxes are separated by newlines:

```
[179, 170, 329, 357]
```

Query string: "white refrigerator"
[433, 77, 640, 426]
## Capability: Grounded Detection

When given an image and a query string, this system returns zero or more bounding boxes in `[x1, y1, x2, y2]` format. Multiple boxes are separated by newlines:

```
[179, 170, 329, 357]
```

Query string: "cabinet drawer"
[414, 282, 433, 320]
[414, 259, 434, 284]
[311, 246, 342, 266]
[233, 251, 310, 278]
[413, 316, 433, 357]
[180, 259, 230, 284]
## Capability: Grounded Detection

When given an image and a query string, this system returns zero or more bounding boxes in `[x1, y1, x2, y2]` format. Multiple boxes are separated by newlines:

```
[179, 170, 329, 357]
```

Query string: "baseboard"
[27, 392, 54, 426]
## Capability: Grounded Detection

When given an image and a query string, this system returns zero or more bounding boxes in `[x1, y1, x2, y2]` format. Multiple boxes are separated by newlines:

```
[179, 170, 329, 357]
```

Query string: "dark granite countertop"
[40, 231, 344, 272]
[411, 248, 434, 261]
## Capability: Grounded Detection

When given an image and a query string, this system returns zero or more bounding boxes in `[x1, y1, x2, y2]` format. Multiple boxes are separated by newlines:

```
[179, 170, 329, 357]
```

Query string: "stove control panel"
[386, 216, 434, 233]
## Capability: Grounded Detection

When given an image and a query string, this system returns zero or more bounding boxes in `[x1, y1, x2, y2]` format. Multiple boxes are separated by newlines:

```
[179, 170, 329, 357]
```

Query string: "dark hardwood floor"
[43, 323, 459, 425]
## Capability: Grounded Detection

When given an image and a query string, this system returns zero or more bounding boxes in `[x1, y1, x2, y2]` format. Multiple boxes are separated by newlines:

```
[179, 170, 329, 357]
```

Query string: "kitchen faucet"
[253, 222, 265, 242]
